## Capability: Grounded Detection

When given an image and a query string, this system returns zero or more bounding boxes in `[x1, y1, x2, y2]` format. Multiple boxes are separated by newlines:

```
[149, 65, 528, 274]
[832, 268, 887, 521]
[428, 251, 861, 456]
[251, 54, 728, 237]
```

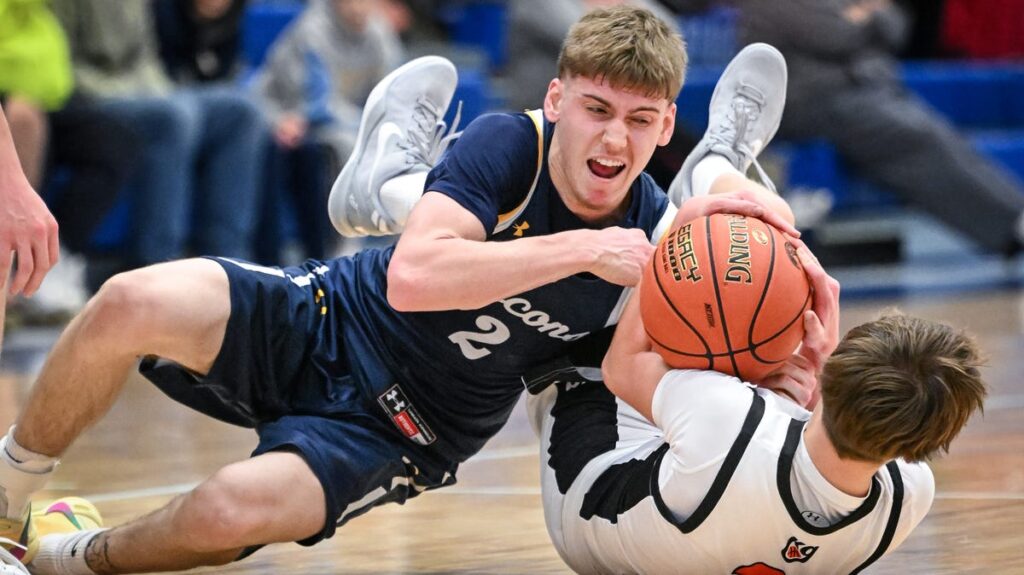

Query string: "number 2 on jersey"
[448, 315, 510, 360]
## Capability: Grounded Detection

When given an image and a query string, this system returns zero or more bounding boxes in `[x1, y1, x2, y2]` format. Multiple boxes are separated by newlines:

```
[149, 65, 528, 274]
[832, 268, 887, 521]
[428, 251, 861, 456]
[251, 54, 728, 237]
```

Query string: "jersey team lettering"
[448, 296, 590, 360]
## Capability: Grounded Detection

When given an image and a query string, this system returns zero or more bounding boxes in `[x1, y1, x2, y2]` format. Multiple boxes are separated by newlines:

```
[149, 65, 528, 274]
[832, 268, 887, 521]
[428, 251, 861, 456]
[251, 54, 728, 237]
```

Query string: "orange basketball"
[639, 213, 811, 381]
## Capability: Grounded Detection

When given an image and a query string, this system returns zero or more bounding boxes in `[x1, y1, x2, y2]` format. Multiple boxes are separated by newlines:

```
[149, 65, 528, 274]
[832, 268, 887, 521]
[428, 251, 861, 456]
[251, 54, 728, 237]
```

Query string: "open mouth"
[587, 158, 626, 180]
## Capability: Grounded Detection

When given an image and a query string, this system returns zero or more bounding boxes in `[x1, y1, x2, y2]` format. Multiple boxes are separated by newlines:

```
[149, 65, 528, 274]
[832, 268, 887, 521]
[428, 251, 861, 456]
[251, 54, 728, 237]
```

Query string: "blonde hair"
[557, 5, 687, 101]
[820, 312, 986, 463]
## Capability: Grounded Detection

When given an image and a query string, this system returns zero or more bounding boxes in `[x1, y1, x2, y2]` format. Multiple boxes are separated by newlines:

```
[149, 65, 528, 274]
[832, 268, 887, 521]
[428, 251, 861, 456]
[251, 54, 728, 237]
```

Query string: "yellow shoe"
[0, 509, 35, 564]
[33, 498, 102, 537]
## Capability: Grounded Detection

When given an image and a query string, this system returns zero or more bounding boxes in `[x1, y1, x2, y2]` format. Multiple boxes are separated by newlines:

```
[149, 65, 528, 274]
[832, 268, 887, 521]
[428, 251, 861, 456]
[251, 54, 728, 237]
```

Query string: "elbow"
[386, 257, 425, 312]
[602, 354, 624, 397]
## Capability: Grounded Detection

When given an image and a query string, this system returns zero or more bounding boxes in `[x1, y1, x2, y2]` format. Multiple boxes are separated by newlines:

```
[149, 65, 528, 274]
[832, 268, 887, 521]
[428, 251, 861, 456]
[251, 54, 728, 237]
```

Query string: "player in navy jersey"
[0, 8, 800, 575]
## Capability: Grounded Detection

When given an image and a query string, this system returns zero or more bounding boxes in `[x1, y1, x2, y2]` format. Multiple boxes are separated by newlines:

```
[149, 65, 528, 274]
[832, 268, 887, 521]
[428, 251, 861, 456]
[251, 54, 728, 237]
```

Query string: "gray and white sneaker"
[329, 56, 459, 237]
[667, 43, 787, 205]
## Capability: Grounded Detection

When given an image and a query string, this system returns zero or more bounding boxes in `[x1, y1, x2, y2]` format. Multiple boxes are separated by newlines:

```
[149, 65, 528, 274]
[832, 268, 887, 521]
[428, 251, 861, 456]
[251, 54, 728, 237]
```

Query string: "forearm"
[0, 109, 25, 184]
[602, 291, 664, 421]
[388, 229, 598, 311]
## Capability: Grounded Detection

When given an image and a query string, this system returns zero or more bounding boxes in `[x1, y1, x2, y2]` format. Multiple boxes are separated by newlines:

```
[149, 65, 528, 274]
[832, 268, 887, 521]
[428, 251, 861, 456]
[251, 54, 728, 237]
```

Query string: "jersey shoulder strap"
[493, 109, 545, 234]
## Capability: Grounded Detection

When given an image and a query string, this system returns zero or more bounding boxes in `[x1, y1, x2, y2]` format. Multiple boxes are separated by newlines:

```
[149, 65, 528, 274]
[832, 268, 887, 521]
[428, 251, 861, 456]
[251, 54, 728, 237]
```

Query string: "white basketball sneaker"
[329, 56, 460, 237]
[667, 43, 788, 205]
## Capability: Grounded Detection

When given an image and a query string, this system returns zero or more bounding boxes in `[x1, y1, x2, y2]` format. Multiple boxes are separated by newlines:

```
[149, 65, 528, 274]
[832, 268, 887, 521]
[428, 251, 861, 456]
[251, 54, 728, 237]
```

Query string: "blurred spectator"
[1, 0, 140, 319]
[943, 0, 1024, 59]
[154, 0, 249, 84]
[53, 0, 265, 267]
[257, 0, 402, 161]
[895, 0, 949, 58]
[379, 0, 448, 55]
[503, 0, 698, 191]
[255, 0, 403, 260]
[737, 0, 1024, 255]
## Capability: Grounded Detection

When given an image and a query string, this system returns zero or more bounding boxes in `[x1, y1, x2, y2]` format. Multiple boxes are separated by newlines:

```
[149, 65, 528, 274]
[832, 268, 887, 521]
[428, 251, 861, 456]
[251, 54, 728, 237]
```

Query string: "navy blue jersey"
[333, 111, 672, 462]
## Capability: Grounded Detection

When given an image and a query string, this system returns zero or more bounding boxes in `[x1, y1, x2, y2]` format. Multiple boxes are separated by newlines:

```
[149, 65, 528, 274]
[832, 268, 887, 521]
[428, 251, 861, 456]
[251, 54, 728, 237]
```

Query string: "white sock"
[379, 171, 428, 229]
[692, 154, 743, 197]
[0, 428, 57, 519]
[29, 528, 104, 575]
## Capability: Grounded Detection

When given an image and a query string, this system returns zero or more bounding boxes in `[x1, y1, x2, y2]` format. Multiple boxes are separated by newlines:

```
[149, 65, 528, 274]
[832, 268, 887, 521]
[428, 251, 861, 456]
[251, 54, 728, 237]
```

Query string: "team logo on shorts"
[378, 384, 437, 446]
[780, 536, 819, 563]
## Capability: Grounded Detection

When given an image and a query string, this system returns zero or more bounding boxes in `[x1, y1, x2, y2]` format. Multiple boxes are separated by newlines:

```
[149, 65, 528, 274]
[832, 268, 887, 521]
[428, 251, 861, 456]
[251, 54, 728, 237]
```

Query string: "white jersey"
[527, 369, 934, 574]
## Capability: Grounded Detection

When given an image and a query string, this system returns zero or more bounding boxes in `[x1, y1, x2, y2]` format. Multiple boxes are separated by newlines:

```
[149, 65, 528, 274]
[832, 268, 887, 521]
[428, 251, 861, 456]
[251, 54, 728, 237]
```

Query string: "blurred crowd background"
[2, 0, 1023, 325]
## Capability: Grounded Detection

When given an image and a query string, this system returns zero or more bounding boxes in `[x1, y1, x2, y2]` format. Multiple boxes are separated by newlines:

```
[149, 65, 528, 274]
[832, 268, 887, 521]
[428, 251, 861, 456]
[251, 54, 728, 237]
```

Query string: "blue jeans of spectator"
[97, 86, 266, 265]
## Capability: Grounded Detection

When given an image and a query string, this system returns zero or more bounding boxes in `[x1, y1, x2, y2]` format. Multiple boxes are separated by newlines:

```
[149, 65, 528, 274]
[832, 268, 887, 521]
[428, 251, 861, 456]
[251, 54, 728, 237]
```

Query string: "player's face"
[544, 75, 675, 224]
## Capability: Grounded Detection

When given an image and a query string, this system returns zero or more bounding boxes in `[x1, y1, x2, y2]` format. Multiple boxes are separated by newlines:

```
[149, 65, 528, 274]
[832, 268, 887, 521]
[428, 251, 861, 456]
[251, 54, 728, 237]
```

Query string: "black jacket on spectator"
[154, 0, 247, 84]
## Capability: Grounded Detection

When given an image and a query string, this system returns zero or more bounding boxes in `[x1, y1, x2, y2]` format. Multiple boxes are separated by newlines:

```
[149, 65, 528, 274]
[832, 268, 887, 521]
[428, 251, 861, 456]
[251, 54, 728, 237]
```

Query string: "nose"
[602, 119, 627, 151]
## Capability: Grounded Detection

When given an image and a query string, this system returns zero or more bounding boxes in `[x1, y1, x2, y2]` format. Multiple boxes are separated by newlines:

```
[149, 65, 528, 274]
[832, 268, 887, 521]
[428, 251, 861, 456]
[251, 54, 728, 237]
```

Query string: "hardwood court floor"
[1, 289, 1022, 574]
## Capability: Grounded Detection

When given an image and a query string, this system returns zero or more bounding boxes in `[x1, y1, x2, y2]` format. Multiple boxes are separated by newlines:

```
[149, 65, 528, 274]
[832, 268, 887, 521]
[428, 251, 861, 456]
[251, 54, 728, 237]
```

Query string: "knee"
[79, 270, 169, 349]
[143, 101, 195, 147]
[174, 470, 269, 552]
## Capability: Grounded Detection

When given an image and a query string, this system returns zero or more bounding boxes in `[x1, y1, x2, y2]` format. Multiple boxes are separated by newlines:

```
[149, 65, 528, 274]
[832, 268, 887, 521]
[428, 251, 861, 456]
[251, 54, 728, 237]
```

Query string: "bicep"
[393, 192, 486, 257]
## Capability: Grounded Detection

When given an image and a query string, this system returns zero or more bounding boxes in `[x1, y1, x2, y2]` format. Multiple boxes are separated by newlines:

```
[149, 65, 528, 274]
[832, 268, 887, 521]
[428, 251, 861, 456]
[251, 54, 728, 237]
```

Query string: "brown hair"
[557, 5, 687, 101]
[820, 312, 986, 463]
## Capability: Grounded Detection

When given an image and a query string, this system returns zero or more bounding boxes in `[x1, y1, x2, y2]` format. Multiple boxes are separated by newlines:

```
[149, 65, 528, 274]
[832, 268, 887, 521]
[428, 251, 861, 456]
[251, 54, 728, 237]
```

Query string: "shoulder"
[651, 369, 754, 436]
[894, 459, 935, 504]
[652, 370, 751, 424]
[459, 112, 538, 145]
[887, 459, 935, 548]
[447, 112, 541, 169]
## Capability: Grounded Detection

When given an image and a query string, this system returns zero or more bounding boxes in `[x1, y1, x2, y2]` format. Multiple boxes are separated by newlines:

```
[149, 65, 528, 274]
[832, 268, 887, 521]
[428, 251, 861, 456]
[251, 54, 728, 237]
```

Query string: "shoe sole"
[329, 56, 457, 237]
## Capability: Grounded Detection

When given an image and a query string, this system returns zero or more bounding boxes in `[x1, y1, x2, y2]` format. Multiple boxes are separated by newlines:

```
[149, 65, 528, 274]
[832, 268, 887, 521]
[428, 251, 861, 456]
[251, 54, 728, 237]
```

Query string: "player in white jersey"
[527, 44, 988, 575]
[530, 295, 986, 574]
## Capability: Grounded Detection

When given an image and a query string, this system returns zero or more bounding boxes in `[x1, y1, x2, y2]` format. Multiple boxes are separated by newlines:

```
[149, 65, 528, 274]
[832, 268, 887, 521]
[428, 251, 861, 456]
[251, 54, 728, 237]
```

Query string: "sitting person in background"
[0, 0, 140, 317]
[735, 0, 1024, 256]
[255, 0, 403, 260]
[52, 0, 265, 268]
[154, 0, 249, 86]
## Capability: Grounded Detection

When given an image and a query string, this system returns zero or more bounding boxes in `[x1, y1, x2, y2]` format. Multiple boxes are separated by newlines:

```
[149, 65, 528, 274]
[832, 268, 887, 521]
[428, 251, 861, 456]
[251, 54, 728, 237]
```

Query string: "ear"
[543, 78, 564, 123]
[657, 102, 676, 147]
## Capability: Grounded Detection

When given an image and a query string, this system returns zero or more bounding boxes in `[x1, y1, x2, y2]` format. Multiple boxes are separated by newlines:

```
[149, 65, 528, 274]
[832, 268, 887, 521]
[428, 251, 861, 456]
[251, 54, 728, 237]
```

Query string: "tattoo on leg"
[85, 531, 115, 575]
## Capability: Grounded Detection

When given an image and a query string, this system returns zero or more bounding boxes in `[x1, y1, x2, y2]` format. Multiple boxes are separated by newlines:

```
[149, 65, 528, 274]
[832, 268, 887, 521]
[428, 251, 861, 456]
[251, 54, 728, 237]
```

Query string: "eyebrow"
[582, 93, 662, 114]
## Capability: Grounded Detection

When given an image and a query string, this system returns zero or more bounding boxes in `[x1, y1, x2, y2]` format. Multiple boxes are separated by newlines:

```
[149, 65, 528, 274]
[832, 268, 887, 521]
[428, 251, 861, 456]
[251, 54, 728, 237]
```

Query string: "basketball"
[640, 213, 811, 381]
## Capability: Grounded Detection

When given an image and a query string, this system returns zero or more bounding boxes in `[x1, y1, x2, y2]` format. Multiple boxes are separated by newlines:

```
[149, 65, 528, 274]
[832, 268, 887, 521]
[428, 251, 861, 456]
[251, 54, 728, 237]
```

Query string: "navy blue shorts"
[140, 257, 455, 546]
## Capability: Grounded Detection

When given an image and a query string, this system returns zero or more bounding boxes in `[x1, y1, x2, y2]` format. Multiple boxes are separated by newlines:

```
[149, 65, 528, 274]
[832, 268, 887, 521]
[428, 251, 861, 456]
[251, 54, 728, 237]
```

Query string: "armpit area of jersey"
[520, 326, 616, 394]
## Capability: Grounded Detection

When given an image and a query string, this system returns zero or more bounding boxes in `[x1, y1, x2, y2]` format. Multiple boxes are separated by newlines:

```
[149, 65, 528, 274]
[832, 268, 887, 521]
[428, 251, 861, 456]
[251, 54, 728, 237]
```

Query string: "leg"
[0, 259, 230, 564]
[187, 87, 267, 259]
[95, 97, 195, 266]
[787, 85, 1024, 253]
[80, 452, 324, 574]
[15, 258, 230, 455]
[47, 100, 142, 254]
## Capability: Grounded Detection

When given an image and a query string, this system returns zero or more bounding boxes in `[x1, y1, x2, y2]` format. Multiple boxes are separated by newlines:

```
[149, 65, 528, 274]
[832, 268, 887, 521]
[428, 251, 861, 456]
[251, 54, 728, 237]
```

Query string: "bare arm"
[0, 107, 59, 297]
[387, 192, 654, 312]
[601, 282, 671, 422]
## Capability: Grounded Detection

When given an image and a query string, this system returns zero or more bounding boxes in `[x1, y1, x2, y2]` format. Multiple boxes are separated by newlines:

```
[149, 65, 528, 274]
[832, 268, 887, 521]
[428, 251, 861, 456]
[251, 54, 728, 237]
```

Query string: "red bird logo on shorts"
[732, 562, 786, 575]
